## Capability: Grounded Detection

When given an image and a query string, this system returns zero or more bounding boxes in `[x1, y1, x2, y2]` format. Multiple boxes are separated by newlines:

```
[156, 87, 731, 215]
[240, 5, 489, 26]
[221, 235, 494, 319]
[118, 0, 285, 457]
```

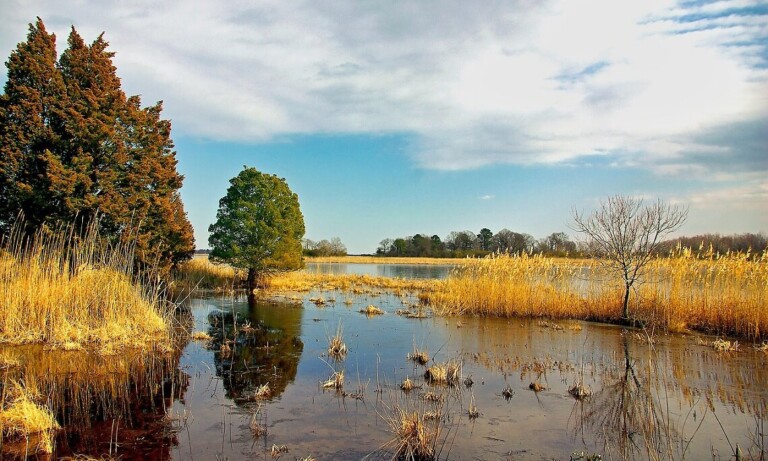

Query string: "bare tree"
[571, 195, 688, 321]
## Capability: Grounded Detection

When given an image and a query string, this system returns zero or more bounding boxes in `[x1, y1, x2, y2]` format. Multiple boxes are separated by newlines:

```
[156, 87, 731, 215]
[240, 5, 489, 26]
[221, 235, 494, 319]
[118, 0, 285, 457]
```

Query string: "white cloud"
[480, 195, 495, 201]
[1, 0, 765, 176]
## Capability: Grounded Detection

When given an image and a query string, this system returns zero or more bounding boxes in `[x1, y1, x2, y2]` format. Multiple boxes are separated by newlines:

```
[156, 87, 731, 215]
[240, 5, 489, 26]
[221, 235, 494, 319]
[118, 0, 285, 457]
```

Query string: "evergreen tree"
[0, 18, 68, 229]
[0, 18, 194, 275]
[209, 167, 305, 290]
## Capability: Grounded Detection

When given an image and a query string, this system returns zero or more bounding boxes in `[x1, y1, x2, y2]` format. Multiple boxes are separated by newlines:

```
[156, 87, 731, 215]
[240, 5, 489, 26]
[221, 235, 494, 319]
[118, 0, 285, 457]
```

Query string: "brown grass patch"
[424, 360, 461, 386]
[0, 381, 60, 455]
[360, 305, 385, 316]
[327, 324, 347, 360]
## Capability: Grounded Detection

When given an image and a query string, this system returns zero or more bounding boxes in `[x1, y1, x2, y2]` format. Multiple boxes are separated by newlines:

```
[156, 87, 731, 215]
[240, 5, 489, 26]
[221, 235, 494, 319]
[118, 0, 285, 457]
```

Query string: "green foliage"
[0, 18, 194, 276]
[208, 167, 305, 283]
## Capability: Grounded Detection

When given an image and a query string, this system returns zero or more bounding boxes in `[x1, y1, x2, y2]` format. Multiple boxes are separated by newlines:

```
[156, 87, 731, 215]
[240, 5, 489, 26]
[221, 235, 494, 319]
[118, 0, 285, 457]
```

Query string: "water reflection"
[207, 297, 304, 403]
[304, 262, 454, 279]
[0, 344, 188, 460]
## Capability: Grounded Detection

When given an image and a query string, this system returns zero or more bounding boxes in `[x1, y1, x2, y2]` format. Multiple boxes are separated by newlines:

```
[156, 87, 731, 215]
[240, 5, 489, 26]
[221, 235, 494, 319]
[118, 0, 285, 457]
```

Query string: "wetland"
[3, 263, 766, 460]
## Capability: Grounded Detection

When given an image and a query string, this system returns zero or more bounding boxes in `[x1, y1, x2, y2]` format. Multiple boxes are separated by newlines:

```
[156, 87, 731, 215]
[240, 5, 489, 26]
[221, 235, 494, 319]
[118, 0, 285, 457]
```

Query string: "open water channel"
[6, 263, 768, 460]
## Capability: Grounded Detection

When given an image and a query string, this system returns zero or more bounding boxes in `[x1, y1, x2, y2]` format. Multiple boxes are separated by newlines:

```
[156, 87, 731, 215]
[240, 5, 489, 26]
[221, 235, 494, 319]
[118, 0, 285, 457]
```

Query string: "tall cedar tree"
[209, 167, 305, 290]
[0, 19, 194, 276]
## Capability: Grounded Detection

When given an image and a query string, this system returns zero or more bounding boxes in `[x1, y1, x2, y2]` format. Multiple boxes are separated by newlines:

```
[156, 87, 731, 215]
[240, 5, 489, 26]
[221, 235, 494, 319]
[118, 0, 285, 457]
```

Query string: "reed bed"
[0, 219, 174, 351]
[265, 271, 438, 293]
[173, 255, 241, 292]
[426, 250, 768, 340]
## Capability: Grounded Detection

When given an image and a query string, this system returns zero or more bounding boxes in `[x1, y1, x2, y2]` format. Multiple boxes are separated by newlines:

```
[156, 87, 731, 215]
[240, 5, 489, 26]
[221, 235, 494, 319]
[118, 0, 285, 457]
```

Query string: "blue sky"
[1, 0, 766, 253]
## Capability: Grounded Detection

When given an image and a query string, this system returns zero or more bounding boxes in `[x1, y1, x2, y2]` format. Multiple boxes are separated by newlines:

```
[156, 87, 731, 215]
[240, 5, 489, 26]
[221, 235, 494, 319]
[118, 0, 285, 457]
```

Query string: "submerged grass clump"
[426, 250, 768, 340]
[0, 380, 60, 455]
[384, 407, 441, 461]
[360, 305, 385, 316]
[0, 218, 174, 351]
[424, 360, 461, 386]
[327, 323, 347, 360]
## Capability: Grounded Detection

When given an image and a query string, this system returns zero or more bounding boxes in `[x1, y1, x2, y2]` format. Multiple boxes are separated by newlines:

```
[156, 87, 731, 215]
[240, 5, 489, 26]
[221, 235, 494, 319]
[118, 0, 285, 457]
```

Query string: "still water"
[4, 265, 766, 460]
[304, 262, 455, 279]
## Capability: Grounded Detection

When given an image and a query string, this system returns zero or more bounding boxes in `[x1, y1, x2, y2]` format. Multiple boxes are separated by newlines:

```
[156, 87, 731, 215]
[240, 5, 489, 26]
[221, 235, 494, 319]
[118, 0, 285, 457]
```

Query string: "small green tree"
[208, 167, 305, 290]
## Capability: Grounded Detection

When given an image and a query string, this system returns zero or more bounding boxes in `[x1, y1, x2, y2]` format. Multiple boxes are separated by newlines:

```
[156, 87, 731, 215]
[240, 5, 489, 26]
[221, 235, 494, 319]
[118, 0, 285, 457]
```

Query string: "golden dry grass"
[424, 360, 461, 386]
[265, 271, 437, 293]
[426, 250, 768, 340]
[0, 380, 60, 455]
[327, 323, 347, 360]
[360, 305, 384, 316]
[383, 407, 441, 460]
[174, 255, 241, 292]
[0, 219, 174, 351]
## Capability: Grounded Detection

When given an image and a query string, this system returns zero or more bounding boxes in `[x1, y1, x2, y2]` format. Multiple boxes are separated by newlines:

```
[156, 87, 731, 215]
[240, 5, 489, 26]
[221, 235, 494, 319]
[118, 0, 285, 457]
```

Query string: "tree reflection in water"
[207, 297, 303, 403]
[570, 334, 691, 461]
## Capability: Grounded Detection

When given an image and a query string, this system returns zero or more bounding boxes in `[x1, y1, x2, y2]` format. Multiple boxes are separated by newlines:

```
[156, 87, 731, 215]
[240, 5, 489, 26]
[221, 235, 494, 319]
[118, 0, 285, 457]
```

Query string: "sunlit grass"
[265, 271, 438, 293]
[0, 219, 174, 351]
[0, 380, 60, 455]
[426, 250, 768, 340]
[173, 255, 241, 292]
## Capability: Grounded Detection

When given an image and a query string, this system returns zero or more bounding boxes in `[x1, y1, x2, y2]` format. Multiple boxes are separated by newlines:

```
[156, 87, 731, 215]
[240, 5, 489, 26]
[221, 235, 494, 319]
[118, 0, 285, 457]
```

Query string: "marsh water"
[304, 261, 455, 279]
[4, 264, 767, 460]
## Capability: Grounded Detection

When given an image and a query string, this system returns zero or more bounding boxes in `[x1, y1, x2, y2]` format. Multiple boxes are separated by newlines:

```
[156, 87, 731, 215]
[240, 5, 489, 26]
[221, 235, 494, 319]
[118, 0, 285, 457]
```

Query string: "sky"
[1, 0, 766, 254]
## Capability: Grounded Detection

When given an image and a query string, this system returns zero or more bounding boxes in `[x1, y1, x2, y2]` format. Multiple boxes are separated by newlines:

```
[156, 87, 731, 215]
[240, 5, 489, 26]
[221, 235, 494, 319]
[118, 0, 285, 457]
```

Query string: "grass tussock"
[322, 370, 344, 390]
[408, 347, 430, 366]
[360, 305, 384, 316]
[384, 407, 441, 461]
[327, 324, 347, 360]
[0, 218, 174, 351]
[0, 380, 60, 455]
[173, 255, 241, 292]
[424, 360, 461, 386]
[191, 331, 212, 342]
[426, 250, 768, 341]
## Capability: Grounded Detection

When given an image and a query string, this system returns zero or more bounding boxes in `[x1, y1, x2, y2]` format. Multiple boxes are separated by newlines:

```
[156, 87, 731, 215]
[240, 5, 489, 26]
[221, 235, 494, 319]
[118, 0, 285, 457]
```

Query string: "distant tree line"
[376, 229, 578, 258]
[375, 229, 767, 259]
[303, 237, 347, 257]
[655, 233, 768, 256]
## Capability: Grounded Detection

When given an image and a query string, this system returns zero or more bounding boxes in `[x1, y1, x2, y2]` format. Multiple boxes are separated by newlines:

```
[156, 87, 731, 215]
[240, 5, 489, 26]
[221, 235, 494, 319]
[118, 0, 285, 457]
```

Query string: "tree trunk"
[247, 268, 257, 292]
[622, 282, 631, 321]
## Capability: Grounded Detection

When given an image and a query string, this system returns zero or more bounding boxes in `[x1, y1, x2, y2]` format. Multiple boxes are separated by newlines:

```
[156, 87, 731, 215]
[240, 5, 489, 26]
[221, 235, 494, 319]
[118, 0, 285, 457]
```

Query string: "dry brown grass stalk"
[327, 324, 347, 360]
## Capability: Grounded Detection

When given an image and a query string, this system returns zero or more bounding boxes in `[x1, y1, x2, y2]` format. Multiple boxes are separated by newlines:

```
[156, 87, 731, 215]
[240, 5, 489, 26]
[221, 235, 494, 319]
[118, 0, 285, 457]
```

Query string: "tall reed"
[426, 251, 768, 340]
[0, 218, 173, 351]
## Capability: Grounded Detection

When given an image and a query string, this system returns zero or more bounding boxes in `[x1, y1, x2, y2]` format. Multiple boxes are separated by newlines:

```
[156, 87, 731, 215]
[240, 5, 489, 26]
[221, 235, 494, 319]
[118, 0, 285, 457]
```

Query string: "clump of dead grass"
[384, 407, 441, 461]
[191, 331, 212, 342]
[0, 380, 60, 455]
[424, 360, 461, 386]
[322, 370, 345, 390]
[360, 305, 384, 316]
[407, 347, 429, 366]
[327, 324, 347, 360]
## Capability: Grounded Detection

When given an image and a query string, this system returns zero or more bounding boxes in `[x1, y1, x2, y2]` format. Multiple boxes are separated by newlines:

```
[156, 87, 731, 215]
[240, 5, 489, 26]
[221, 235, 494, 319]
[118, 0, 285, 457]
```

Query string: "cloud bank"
[1, 0, 765, 187]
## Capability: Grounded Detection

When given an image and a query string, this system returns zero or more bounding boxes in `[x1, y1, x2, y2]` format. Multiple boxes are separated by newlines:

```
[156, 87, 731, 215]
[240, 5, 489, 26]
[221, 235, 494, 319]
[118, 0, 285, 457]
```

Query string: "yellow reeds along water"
[0, 218, 175, 352]
[426, 250, 768, 341]
[173, 255, 242, 293]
